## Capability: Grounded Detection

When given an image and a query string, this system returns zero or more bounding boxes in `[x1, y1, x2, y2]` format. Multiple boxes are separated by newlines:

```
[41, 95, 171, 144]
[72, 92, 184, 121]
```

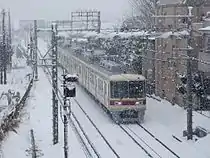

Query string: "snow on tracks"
[73, 85, 150, 158]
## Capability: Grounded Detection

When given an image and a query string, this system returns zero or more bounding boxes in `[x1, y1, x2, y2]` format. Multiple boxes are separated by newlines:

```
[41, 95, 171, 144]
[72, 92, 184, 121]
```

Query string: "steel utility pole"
[30, 29, 33, 65]
[63, 69, 69, 158]
[51, 23, 59, 145]
[2, 9, 7, 84]
[153, 5, 195, 140]
[143, 31, 149, 79]
[0, 10, 4, 84]
[172, 6, 194, 140]
[33, 20, 38, 80]
[8, 10, 12, 69]
[186, 6, 193, 140]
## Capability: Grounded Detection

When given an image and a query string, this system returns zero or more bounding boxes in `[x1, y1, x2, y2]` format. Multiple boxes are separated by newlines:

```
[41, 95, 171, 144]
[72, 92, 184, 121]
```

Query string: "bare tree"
[128, 0, 158, 29]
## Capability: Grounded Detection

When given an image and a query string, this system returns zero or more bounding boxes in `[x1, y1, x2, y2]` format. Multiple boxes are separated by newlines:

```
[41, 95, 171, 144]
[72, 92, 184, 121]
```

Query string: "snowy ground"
[0, 53, 32, 121]
[2, 38, 210, 158]
[70, 82, 210, 158]
[2, 68, 87, 158]
[145, 97, 210, 157]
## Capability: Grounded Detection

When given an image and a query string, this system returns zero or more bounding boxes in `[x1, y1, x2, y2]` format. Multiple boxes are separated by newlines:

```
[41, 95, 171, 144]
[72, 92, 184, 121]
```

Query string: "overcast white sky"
[0, 0, 131, 23]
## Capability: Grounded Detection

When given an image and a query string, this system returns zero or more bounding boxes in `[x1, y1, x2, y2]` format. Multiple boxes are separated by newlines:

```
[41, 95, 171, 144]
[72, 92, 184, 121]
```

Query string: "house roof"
[159, 0, 182, 5]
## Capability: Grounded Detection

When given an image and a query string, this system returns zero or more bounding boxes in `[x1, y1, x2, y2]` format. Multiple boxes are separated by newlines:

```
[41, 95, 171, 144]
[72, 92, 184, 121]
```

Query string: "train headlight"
[114, 101, 122, 105]
[135, 102, 140, 105]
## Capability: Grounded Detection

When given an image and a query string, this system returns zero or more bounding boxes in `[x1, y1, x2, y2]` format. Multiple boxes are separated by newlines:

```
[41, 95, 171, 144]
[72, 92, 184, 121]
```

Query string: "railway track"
[39, 45, 176, 157]
[73, 99, 121, 158]
[121, 124, 180, 158]
[118, 125, 155, 158]
[43, 63, 121, 157]
[195, 111, 210, 119]
[42, 64, 96, 157]
[73, 97, 155, 158]
[56, 69, 154, 157]
[137, 124, 180, 158]
[43, 63, 180, 158]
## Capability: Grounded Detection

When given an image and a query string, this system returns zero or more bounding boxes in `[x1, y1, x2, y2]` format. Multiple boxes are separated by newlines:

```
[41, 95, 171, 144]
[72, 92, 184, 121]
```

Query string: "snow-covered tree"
[128, 0, 159, 29]
[183, 0, 206, 6]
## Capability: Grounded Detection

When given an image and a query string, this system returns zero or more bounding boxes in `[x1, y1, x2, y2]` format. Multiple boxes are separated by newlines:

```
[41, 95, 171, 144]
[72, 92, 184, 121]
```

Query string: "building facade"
[154, 2, 210, 106]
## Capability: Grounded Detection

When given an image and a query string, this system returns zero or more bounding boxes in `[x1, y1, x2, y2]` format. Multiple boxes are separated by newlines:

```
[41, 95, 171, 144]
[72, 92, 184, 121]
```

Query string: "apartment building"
[154, 1, 210, 106]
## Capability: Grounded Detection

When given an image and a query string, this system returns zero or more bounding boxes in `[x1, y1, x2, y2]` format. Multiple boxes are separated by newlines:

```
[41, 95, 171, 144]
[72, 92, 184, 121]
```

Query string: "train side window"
[104, 82, 107, 94]
[79, 65, 81, 74]
[98, 78, 103, 93]
[89, 72, 94, 84]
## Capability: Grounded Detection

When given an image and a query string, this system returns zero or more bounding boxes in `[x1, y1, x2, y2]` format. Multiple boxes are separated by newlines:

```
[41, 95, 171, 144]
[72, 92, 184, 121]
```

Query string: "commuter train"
[57, 47, 146, 124]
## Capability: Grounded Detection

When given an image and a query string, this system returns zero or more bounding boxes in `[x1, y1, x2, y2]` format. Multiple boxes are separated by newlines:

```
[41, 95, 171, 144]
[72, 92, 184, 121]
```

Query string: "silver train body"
[58, 48, 146, 124]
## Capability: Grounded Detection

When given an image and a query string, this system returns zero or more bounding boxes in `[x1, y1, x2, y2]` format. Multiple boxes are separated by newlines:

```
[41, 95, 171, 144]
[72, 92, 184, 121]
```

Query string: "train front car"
[109, 74, 146, 124]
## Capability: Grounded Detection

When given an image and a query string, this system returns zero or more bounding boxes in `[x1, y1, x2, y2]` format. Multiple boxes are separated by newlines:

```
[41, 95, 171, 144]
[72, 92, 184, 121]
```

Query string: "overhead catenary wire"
[38, 48, 102, 157]
[41, 59, 93, 158]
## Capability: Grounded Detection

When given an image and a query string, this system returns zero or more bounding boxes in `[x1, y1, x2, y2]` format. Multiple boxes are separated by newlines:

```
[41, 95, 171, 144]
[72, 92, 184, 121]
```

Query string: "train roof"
[58, 47, 145, 81]
[109, 74, 145, 81]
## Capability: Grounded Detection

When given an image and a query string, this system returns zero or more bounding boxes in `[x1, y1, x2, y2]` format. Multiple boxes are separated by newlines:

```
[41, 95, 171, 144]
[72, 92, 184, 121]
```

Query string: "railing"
[0, 74, 34, 141]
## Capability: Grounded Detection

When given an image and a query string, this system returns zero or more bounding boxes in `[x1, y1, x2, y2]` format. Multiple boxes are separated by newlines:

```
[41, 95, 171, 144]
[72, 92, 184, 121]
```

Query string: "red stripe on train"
[110, 100, 136, 106]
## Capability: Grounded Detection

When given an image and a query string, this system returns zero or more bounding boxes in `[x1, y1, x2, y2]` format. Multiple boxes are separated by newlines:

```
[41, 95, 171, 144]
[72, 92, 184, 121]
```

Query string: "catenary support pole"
[186, 6, 193, 140]
[34, 20, 38, 80]
[51, 23, 59, 144]
[8, 10, 12, 69]
[0, 10, 4, 84]
[2, 9, 7, 84]
[63, 69, 69, 158]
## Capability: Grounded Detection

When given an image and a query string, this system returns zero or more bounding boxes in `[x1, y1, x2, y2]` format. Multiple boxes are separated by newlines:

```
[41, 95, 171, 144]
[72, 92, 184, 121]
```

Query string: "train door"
[81, 65, 84, 86]
[95, 75, 97, 97]
[84, 67, 87, 88]
[104, 81, 107, 106]
[87, 69, 89, 90]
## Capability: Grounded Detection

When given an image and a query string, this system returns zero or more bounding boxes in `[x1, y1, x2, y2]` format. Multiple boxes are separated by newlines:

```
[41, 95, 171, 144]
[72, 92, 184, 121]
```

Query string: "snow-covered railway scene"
[1, 0, 210, 158]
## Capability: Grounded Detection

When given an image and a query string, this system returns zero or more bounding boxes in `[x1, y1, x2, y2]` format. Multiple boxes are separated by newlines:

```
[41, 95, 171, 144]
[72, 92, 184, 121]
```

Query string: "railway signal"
[62, 71, 78, 158]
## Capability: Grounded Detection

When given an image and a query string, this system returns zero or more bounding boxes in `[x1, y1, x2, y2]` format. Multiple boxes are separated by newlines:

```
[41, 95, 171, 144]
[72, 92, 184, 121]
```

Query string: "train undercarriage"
[110, 107, 146, 124]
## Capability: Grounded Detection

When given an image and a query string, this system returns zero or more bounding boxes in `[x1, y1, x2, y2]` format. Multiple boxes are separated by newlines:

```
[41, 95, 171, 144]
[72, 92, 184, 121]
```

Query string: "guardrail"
[0, 74, 34, 141]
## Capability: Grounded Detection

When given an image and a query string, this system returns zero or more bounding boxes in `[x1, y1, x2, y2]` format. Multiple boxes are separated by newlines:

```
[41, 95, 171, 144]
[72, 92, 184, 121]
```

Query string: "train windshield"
[129, 81, 145, 98]
[110, 81, 145, 98]
[110, 81, 129, 98]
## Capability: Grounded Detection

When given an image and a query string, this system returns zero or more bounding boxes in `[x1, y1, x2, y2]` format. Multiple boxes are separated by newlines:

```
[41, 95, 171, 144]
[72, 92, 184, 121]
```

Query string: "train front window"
[110, 81, 129, 98]
[129, 81, 145, 98]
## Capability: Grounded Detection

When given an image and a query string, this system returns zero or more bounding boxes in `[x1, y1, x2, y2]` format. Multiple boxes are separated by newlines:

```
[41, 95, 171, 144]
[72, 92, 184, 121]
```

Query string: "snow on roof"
[158, 30, 189, 39]
[83, 31, 99, 38]
[199, 26, 210, 31]
[94, 31, 151, 39]
[58, 31, 70, 38]
[159, 0, 182, 4]
[101, 22, 115, 30]
[37, 38, 49, 58]
[72, 38, 88, 42]
[109, 74, 145, 81]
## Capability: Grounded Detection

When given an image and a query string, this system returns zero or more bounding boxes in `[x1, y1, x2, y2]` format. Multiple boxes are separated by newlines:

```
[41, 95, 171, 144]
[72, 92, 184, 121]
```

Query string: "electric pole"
[30, 29, 33, 65]
[0, 10, 3, 84]
[8, 10, 12, 70]
[186, 6, 193, 140]
[2, 9, 7, 84]
[174, 6, 194, 140]
[63, 69, 69, 158]
[51, 23, 59, 145]
[33, 20, 38, 80]
[97, 11, 101, 33]
[154, 5, 194, 140]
